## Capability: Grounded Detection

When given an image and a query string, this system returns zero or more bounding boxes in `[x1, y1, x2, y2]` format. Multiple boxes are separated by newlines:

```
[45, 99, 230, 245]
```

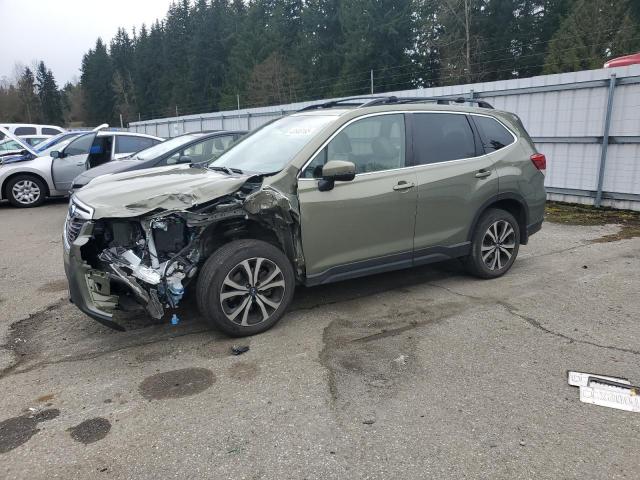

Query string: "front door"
[297, 113, 417, 284]
[52, 132, 97, 191]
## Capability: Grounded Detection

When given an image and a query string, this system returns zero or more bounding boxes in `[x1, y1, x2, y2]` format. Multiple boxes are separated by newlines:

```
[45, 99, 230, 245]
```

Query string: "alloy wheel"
[12, 179, 41, 205]
[219, 257, 286, 327]
[481, 220, 516, 270]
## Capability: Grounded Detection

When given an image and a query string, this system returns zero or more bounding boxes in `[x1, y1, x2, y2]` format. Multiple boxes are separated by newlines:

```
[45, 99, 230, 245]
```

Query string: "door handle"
[475, 170, 491, 178]
[393, 181, 415, 191]
[76, 162, 86, 166]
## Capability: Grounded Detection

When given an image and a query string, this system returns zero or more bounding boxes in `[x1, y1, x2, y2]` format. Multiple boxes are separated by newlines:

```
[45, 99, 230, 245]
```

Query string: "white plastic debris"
[393, 355, 407, 366]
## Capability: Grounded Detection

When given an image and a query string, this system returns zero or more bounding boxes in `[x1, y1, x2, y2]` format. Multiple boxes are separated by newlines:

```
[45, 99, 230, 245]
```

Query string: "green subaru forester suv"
[63, 96, 546, 336]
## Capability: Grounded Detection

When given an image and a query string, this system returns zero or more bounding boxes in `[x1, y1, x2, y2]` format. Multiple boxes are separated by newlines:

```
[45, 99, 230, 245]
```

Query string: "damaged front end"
[64, 177, 303, 330]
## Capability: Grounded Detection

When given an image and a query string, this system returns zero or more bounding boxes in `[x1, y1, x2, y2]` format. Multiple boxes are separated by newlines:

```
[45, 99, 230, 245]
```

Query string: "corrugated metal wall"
[129, 65, 640, 210]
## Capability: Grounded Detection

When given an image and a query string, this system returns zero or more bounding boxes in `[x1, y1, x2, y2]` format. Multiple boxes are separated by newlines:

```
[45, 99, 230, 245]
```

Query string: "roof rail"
[298, 95, 493, 111]
[298, 96, 394, 111]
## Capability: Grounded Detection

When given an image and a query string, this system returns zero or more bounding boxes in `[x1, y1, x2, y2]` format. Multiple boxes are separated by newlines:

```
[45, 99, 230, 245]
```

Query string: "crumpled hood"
[74, 165, 252, 219]
[73, 159, 144, 186]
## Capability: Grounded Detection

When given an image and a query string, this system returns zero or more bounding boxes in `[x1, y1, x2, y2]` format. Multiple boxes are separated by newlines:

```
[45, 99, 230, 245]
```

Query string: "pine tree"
[81, 38, 115, 124]
[300, 0, 344, 96]
[544, 0, 640, 73]
[17, 67, 39, 123]
[336, 0, 415, 95]
[111, 28, 137, 122]
[36, 61, 64, 125]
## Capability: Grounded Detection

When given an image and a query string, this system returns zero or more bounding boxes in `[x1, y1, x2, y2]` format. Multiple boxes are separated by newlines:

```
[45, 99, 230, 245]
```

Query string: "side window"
[64, 133, 95, 156]
[42, 128, 61, 135]
[115, 136, 157, 154]
[474, 116, 515, 152]
[302, 114, 405, 178]
[15, 127, 37, 135]
[412, 113, 476, 165]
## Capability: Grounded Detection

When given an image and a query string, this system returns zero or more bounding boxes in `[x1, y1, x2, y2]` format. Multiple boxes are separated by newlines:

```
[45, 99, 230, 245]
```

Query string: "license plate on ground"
[568, 371, 630, 387]
[579, 381, 640, 413]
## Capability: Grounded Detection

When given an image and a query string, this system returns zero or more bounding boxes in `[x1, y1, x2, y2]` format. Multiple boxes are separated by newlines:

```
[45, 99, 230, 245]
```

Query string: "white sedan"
[0, 127, 162, 207]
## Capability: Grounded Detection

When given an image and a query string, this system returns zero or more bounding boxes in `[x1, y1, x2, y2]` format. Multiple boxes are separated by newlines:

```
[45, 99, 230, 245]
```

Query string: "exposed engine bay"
[72, 178, 303, 323]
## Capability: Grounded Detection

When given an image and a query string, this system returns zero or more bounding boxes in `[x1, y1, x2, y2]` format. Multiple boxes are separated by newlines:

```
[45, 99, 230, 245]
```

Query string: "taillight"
[530, 153, 546, 171]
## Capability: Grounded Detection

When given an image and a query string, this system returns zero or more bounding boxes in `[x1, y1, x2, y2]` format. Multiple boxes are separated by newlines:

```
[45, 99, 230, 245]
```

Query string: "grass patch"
[545, 201, 640, 243]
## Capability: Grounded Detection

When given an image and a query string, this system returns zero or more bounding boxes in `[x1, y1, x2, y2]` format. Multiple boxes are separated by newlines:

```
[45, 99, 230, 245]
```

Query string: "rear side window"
[115, 136, 158, 154]
[473, 116, 515, 152]
[42, 127, 61, 135]
[412, 113, 476, 165]
[15, 127, 36, 135]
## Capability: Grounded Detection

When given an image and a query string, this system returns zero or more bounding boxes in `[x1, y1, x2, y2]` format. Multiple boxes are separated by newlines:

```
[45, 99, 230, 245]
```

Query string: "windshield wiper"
[207, 165, 243, 175]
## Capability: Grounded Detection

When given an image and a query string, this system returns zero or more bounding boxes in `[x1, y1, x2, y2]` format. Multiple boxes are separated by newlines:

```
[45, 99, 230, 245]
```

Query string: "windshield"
[210, 115, 335, 173]
[36, 132, 82, 152]
[0, 138, 24, 152]
[133, 134, 200, 161]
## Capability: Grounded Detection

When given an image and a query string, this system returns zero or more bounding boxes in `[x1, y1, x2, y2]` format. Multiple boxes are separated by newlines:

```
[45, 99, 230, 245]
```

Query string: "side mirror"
[177, 155, 193, 164]
[51, 150, 62, 159]
[318, 160, 356, 191]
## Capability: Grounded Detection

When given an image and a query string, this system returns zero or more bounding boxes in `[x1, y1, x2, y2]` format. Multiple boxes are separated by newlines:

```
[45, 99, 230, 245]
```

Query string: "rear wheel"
[6, 174, 47, 208]
[464, 208, 520, 278]
[196, 239, 295, 337]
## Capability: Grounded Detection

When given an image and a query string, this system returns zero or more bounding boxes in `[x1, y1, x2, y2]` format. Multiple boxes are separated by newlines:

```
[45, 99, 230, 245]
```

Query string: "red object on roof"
[604, 52, 640, 68]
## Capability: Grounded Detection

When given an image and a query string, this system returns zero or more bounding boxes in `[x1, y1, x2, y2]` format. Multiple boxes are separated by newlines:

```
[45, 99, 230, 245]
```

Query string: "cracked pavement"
[1, 200, 639, 479]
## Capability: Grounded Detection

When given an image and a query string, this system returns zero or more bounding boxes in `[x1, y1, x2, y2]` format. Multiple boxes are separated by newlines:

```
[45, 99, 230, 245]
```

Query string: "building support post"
[595, 74, 616, 208]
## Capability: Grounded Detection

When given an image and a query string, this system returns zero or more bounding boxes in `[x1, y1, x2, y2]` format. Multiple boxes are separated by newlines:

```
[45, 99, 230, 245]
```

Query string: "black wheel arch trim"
[467, 192, 531, 244]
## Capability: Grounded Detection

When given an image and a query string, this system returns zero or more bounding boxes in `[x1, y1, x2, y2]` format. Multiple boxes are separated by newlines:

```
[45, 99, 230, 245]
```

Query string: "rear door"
[410, 112, 499, 260]
[52, 132, 97, 191]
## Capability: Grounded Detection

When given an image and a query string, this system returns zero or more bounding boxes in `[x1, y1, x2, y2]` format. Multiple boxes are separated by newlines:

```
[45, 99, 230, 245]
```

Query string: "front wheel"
[6, 174, 47, 208]
[463, 208, 520, 279]
[196, 239, 296, 337]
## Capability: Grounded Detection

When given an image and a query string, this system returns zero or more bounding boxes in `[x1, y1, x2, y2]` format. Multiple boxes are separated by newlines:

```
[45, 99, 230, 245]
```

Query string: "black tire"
[196, 239, 295, 337]
[6, 174, 47, 208]
[463, 208, 520, 279]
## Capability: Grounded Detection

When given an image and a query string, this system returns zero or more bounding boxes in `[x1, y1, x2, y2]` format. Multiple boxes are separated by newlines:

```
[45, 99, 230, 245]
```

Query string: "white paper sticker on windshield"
[284, 127, 315, 136]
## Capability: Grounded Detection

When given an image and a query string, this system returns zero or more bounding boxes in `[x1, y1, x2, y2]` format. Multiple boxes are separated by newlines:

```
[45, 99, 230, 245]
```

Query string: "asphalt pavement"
[1, 199, 639, 479]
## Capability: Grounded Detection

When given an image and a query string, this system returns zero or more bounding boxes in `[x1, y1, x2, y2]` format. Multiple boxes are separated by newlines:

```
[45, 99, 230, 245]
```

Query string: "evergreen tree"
[110, 28, 137, 121]
[17, 67, 39, 123]
[300, 0, 344, 96]
[544, 0, 640, 73]
[336, 0, 415, 95]
[36, 61, 64, 125]
[81, 38, 115, 124]
[162, 0, 194, 113]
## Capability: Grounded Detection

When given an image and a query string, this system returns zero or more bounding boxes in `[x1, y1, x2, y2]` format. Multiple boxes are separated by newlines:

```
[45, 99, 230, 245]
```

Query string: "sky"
[0, 0, 173, 85]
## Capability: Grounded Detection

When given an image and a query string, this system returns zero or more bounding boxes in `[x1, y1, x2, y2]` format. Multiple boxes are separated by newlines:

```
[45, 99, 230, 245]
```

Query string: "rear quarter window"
[42, 127, 62, 135]
[473, 116, 515, 152]
[15, 127, 37, 135]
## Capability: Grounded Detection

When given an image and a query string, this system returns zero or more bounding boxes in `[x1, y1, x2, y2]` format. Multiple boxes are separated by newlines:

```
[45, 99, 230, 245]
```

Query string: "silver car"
[0, 127, 162, 207]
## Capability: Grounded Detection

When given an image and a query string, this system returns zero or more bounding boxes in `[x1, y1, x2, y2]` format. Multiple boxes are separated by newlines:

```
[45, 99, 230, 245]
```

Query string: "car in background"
[0, 123, 65, 136]
[72, 130, 246, 191]
[0, 124, 111, 165]
[0, 136, 48, 157]
[604, 52, 640, 68]
[0, 127, 162, 207]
